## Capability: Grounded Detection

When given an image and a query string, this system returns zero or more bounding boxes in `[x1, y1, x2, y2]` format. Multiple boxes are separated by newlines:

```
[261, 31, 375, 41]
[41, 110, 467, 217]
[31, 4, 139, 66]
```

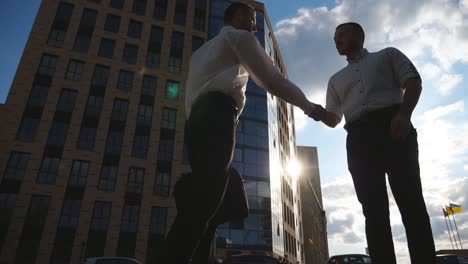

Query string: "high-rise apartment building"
[297, 146, 329, 264]
[0, 0, 307, 263]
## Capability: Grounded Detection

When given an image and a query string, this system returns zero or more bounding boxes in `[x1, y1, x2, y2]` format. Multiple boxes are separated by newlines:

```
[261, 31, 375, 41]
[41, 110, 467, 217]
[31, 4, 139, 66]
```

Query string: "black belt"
[191, 91, 239, 117]
[344, 104, 401, 132]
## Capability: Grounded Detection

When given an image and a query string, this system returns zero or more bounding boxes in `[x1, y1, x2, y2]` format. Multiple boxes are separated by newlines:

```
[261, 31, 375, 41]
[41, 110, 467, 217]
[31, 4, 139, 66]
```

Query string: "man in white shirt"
[160, 3, 318, 264]
[311, 23, 436, 263]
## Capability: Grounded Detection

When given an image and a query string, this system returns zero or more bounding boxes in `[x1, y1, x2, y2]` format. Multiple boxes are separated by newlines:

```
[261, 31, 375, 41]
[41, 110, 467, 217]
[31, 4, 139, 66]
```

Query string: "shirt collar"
[347, 48, 369, 63]
[220, 25, 236, 33]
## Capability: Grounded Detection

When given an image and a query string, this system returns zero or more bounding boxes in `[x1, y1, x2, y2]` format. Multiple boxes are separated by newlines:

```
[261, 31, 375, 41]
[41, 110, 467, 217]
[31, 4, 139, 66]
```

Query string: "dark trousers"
[345, 105, 435, 264]
[160, 92, 238, 264]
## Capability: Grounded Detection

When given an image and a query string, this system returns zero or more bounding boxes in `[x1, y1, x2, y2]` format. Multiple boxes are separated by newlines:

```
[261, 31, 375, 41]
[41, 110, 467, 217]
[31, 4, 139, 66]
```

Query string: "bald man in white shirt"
[311, 23, 436, 264]
[160, 3, 318, 264]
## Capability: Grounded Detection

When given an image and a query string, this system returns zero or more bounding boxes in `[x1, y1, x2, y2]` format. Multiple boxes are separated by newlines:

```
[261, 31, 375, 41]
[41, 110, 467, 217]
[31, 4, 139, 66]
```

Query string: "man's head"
[334, 22, 365, 56]
[224, 2, 257, 32]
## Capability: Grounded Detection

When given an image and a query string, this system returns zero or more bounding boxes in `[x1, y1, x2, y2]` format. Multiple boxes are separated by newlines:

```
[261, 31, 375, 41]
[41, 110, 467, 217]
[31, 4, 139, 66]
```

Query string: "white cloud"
[422, 100, 464, 120]
[420, 63, 442, 80]
[272, 0, 468, 261]
[275, 0, 468, 98]
[318, 101, 468, 263]
[437, 73, 463, 95]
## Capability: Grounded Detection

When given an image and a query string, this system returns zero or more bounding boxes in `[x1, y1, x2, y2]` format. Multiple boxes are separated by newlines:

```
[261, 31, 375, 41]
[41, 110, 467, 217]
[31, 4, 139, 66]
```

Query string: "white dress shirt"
[185, 26, 307, 118]
[326, 48, 421, 123]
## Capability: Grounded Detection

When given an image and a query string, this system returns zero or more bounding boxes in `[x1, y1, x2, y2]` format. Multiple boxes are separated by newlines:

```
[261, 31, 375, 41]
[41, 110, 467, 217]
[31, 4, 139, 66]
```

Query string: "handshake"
[303, 101, 327, 122]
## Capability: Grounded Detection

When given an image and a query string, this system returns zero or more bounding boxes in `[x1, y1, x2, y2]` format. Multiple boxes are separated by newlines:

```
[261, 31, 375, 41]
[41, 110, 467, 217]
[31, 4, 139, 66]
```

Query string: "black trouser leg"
[190, 220, 218, 264]
[159, 92, 237, 264]
[347, 129, 396, 264]
[385, 128, 435, 264]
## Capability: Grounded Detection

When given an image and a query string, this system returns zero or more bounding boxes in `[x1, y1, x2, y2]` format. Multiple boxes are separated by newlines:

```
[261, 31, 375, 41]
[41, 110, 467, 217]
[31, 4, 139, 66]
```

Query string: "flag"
[449, 203, 462, 214]
[446, 206, 454, 215]
[443, 208, 448, 217]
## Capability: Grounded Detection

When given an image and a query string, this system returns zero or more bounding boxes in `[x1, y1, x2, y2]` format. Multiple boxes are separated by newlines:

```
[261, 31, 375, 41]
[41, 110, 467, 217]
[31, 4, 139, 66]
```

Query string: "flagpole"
[451, 213, 463, 249]
[447, 208, 459, 250]
[443, 209, 455, 250]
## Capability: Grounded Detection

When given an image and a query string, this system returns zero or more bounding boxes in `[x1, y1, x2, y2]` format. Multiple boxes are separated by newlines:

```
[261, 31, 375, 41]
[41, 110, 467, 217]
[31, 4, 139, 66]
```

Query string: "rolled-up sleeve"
[325, 79, 343, 119]
[387, 47, 421, 87]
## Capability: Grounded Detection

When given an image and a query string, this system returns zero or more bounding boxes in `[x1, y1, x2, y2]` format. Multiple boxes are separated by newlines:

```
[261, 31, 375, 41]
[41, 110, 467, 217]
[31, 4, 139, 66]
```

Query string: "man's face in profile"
[334, 25, 359, 55]
[237, 9, 257, 33]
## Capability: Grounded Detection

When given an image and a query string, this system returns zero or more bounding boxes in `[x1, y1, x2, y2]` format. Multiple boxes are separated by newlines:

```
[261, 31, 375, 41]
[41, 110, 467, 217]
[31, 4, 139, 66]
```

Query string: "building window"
[117, 70, 134, 91]
[165, 80, 180, 100]
[91, 64, 110, 87]
[141, 75, 157, 96]
[28, 84, 49, 107]
[37, 54, 58, 76]
[57, 89, 78, 112]
[153, 0, 167, 21]
[132, 0, 146, 15]
[2, 152, 30, 181]
[73, 9, 98, 53]
[16, 117, 40, 142]
[157, 140, 173, 161]
[98, 165, 118, 192]
[85, 95, 103, 117]
[37, 156, 60, 184]
[192, 36, 204, 54]
[104, 14, 121, 33]
[110, 0, 124, 9]
[14, 195, 50, 264]
[173, 0, 187, 26]
[182, 143, 189, 164]
[68, 160, 90, 187]
[137, 104, 153, 125]
[105, 130, 124, 155]
[65, 60, 85, 80]
[234, 148, 243, 162]
[58, 199, 81, 227]
[127, 20, 143, 39]
[168, 31, 184, 73]
[26, 195, 51, 226]
[121, 205, 140, 233]
[90, 201, 112, 231]
[127, 167, 144, 193]
[132, 134, 149, 159]
[111, 99, 129, 121]
[0, 193, 16, 248]
[193, 0, 206, 31]
[48, 29, 66, 48]
[154, 171, 170, 196]
[47, 2, 74, 48]
[161, 108, 177, 129]
[146, 26, 163, 69]
[122, 43, 139, 64]
[98, 38, 115, 59]
[77, 126, 97, 150]
[150, 207, 167, 236]
[46, 122, 69, 147]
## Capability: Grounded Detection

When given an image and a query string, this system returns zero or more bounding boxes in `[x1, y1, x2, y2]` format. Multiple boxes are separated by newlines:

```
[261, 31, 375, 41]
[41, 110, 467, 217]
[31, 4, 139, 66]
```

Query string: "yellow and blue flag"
[449, 203, 462, 214]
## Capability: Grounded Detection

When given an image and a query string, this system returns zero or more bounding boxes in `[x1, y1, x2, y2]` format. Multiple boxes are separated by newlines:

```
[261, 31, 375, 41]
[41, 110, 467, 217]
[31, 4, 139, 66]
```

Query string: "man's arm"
[308, 79, 342, 127]
[387, 47, 423, 141]
[227, 31, 317, 114]
[389, 78, 422, 141]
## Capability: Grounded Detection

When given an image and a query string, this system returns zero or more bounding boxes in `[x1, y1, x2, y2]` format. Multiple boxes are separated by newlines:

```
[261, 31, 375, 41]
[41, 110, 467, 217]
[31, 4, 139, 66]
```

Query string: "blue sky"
[0, 0, 467, 263]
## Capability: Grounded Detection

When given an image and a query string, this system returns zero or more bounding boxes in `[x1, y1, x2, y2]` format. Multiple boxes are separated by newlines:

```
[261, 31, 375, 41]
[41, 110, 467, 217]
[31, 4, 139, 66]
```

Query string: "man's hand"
[301, 101, 320, 118]
[305, 104, 326, 122]
[389, 112, 412, 141]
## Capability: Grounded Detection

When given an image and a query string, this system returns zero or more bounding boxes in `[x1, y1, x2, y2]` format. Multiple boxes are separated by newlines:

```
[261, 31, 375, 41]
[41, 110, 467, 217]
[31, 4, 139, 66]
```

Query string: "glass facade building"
[208, 1, 304, 262]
